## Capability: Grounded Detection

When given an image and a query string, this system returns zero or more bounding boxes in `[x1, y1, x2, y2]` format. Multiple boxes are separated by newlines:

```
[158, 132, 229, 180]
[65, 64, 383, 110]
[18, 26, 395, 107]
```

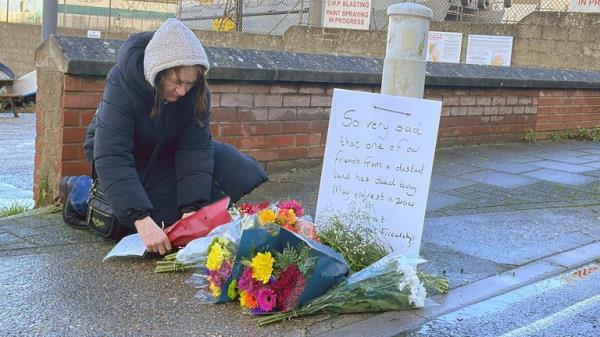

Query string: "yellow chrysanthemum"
[257, 209, 276, 225]
[287, 208, 296, 224]
[239, 291, 258, 309]
[206, 242, 225, 271]
[209, 282, 222, 297]
[251, 252, 274, 284]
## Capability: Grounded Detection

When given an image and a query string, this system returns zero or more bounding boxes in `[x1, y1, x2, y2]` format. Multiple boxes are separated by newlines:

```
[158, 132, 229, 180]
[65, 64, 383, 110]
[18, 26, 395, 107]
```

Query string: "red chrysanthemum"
[284, 275, 305, 311]
[239, 201, 271, 215]
[272, 265, 304, 311]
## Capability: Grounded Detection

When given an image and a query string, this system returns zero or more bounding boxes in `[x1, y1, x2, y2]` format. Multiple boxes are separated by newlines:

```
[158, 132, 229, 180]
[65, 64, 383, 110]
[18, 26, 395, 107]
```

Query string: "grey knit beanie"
[143, 18, 210, 87]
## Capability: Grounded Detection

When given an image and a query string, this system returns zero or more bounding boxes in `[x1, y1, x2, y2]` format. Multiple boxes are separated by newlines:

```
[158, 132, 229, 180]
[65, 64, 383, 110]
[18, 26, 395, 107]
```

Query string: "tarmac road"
[401, 261, 600, 337]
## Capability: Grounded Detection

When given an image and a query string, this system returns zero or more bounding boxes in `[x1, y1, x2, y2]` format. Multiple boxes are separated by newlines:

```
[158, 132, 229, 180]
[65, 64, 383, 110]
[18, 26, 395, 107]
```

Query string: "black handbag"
[86, 126, 166, 240]
[86, 179, 132, 240]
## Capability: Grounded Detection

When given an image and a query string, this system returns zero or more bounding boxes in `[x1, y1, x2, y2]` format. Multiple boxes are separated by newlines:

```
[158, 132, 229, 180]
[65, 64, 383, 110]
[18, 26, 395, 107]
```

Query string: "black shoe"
[59, 176, 78, 204]
[62, 197, 89, 229]
[61, 176, 88, 229]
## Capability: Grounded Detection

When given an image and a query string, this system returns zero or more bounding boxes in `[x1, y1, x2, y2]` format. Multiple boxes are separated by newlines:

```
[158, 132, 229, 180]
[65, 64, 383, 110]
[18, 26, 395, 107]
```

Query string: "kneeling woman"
[86, 19, 267, 255]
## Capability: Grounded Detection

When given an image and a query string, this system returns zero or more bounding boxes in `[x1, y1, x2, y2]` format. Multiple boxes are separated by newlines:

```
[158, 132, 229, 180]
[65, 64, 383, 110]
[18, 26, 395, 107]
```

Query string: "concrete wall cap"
[37, 35, 600, 90]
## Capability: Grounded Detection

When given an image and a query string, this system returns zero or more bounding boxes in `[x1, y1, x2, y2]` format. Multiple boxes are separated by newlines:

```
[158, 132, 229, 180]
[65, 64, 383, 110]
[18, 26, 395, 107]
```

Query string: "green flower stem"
[418, 272, 449, 295]
[258, 270, 449, 326]
[154, 253, 205, 273]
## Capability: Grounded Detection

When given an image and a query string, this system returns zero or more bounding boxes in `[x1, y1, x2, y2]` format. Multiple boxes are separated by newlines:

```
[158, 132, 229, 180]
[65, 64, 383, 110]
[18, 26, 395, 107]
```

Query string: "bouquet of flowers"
[213, 223, 349, 311]
[234, 242, 315, 313]
[255, 200, 319, 242]
[257, 198, 449, 325]
[155, 218, 244, 273]
[258, 254, 439, 325]
[156, 199, 313, 273]
[205, 237, 238, 299]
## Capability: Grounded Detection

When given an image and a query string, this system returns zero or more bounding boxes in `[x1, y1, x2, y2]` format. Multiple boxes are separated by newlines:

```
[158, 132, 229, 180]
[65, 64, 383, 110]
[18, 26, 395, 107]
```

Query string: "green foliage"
[549, 128, 600, 142]
[550, 131, 563, 142]
[0, 202, 32, 218]
[318, 216, 388, 273]
[522, 129, 537, 143]
[274, 243, 315, 275]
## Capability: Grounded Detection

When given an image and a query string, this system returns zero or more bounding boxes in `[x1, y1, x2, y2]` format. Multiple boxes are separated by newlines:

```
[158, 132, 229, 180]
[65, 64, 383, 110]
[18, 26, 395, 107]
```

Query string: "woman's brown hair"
[150, 65, 209, 126]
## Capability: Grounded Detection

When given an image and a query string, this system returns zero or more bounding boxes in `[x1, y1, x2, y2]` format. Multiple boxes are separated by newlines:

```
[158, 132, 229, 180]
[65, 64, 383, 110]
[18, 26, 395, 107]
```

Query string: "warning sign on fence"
[569, 0, 600, 12]
[323, 0, 372, 30]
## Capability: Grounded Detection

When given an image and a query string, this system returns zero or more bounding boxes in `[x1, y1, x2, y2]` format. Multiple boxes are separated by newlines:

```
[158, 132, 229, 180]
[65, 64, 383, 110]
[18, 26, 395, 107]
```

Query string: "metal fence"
[2, 0, 572, 34]
[1, 0, 175, 31]
[179, 0, 571, 33]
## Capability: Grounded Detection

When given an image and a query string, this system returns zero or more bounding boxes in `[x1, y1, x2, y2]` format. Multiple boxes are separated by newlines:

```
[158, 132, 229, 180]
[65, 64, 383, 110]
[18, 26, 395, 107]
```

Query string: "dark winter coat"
[91, 32, 267, 228]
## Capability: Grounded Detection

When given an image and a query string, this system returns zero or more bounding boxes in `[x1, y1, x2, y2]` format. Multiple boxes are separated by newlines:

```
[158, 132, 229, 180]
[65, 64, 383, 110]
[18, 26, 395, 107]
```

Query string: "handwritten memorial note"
[316, 89, 442, 257]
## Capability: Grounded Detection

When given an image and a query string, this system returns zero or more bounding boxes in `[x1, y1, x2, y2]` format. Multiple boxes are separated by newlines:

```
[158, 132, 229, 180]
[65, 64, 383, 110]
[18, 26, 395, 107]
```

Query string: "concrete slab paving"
[529, 152, 597, 164]
[523, 168, 597, 186]
[423, 207, 600, 265]
[419, 242, 509, 289]
[458, 170, 539, 188]
[462, 160, 540, 174]
[528, 160, 598, 173]
[426, 191, 467, 211]
[429, 174, 477, 193]
[431, 161, 481, 176]
[582, 161, 600, 169]
[577, 147, 600, 155]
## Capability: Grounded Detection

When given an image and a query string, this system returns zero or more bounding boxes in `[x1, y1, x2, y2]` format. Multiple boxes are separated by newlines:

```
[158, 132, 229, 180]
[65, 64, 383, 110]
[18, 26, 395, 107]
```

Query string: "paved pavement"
[1, 112, 600, 336]
[0, 112, 35, 209]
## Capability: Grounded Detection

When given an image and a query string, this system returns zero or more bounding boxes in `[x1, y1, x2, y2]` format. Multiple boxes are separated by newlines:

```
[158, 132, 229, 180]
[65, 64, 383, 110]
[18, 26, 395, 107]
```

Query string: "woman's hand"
[134, 216, 172, 255]
[181, 211, 195, 219]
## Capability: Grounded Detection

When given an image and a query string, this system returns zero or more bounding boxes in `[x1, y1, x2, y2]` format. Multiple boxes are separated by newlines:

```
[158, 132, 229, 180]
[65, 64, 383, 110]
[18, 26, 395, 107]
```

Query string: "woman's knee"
[211, 141, 268, 202]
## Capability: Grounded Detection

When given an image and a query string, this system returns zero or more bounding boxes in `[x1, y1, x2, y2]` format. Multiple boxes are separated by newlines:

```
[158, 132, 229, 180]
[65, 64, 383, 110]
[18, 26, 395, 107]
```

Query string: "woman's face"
[160, 66, 202, 102]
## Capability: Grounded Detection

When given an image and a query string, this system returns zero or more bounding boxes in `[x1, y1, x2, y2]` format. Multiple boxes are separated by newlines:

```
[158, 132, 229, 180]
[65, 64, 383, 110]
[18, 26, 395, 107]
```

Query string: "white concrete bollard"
[381, 3, 433, 98]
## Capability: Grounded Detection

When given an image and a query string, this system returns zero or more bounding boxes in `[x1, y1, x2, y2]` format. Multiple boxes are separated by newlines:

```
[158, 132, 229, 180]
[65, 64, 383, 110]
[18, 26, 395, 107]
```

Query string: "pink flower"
[238, 267, 254, 292]
[276, 199, 304, 217]
[218, 260, 232, 279]
[208, 270, 222, 287]
[238, 266, 263, 293]
[256, 287, 277, 312]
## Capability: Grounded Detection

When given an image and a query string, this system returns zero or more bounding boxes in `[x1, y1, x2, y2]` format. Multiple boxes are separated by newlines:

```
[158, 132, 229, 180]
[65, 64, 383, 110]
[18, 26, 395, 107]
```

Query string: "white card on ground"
[316, 89, 442, 257]
[103, 233, 146, 261]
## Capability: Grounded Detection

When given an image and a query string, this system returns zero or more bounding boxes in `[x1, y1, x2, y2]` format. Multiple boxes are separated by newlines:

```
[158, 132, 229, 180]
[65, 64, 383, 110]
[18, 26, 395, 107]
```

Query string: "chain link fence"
[2, 0, 572, 34]
[1, 0, 175, 31]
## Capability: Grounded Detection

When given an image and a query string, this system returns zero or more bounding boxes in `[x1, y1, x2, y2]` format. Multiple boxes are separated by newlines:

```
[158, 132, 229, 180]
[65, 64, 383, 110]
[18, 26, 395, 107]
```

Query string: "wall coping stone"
[38, 34, 600, 89]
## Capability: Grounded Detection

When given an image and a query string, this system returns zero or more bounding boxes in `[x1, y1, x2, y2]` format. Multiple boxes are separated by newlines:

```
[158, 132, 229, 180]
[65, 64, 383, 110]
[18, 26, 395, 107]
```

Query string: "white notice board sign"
[315, 89, 442, 257]
[426, 31, 463, 63]
[466, 34, 513, 66]
[569, 0, 600, 12]
[323, 0, 371, 30]
[87, 30, 102, 39]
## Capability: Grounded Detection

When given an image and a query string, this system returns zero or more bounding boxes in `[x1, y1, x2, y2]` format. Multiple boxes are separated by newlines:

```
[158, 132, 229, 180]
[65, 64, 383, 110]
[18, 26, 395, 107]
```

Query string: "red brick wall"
[34, 74, 600, 205]
[536, 89, 600, 136]
[426, 88, 539, 145]
[208, 81, 344, 165]
[61, 75, 101, 176]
